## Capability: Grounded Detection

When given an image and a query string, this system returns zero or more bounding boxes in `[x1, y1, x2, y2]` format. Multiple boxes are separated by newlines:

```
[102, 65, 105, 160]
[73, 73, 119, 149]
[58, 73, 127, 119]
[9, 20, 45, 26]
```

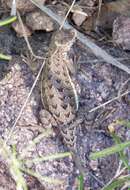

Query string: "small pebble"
[113, 16, 130, 50]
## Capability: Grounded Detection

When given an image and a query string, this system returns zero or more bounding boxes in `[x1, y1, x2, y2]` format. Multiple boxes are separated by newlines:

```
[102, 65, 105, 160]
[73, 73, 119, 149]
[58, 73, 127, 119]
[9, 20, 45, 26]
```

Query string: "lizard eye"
[58, 87, 63, 93]
[56, 79, 61, 84]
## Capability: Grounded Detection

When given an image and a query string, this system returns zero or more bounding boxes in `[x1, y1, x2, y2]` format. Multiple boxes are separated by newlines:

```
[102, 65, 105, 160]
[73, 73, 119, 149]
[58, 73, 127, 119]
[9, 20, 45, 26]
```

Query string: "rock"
[2, 0, 46, 13]
[50, 3, 68, 18]
[26, 10, 55, 32]
[81, 14, 96, 32]
[72, 7, 87, 26]
[0, 162, 16, 190]
[12, 20, 32, 37]
[113, 16, 130, 50]
[77, 0, 97, 7]
[75, 0, 97, 31]
[96, 0, 130, 29]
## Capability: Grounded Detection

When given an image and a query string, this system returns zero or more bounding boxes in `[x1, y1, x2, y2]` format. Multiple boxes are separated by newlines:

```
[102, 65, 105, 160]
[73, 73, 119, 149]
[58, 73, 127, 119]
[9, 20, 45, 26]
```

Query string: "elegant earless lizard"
[40, 29, 84, 173]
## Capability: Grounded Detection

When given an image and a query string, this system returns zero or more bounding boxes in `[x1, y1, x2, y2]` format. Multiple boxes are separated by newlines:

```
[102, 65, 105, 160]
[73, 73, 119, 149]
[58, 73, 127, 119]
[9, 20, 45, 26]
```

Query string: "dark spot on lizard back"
[65, 111, 71, 118]
[59, 96, 64, 101]
[63, 72, 67, 77]
[49, 94, 54, 99]
[55, 112, 60, 118]
[62, 104, 68, 110]
[51, 103, 57, 109]
[65, 80, 70, 85]
[55, 62, 60, 67]
[48, 74, 52, 80]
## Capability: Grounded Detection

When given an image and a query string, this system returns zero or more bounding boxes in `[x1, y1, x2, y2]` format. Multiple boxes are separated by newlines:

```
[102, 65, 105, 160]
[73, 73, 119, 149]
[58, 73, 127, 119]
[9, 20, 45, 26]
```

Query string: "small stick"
[3, 59, 46, 146]
[17, 11, 44, 60]
[59, 0, 76, 30]
[89, 90, 130, 112]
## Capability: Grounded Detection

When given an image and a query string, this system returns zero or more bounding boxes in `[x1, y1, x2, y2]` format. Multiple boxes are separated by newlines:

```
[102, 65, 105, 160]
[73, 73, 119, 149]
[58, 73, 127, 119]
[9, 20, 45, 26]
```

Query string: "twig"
[65, 66, 79, 111]
[29, 0, 130, 74]
[59, 0, 76, 30]
[11, 0, 16, 16]
[95, 0, 102, 28]
[60, 1, 88, 16]
[89, 90, 130, 112]
[118, 78, 130, 98]
[78, 57, 130, 64]
[17, 11, 44, 60]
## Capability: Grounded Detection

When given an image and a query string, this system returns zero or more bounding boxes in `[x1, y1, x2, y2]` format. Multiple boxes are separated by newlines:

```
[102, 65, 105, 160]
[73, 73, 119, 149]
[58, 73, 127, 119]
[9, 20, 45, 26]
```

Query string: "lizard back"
[41, 29, 86, 174]
[41, 29, 77, 126]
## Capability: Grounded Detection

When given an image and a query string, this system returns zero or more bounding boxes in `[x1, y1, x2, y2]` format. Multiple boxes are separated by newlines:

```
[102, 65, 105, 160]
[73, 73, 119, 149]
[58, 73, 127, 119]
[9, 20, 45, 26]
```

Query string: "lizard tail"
[71, 149, 86, 176]
[60, 124, 86, 175]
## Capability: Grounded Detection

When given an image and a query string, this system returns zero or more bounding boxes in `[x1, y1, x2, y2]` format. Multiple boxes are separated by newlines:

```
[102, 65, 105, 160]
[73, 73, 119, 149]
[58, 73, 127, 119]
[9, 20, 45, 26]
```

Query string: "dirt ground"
[0, 0, 130, 190]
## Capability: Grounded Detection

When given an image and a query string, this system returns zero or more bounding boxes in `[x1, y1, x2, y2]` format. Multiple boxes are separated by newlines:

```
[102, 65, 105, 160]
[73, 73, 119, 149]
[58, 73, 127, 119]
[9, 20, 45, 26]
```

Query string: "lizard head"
[52, 29, 76, 48]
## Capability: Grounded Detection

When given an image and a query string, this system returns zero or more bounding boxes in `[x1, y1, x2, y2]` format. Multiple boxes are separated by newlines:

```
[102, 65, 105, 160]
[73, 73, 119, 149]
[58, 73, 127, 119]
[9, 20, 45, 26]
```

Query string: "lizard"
[40, 28, 117, 175]
[40, 29, 85, 174]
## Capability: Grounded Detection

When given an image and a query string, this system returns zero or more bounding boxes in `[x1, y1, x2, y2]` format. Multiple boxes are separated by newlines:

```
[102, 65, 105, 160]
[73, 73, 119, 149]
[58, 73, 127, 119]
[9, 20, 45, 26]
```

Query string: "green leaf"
[102, 176, 130, 190]
[78, 174, 84, 190]
[112, 133, 130, 170]
[0, 16, 17, 27]
[90, 141, 130, 160]
[26, 152, 71, 164]
[0, 53, 12, 60]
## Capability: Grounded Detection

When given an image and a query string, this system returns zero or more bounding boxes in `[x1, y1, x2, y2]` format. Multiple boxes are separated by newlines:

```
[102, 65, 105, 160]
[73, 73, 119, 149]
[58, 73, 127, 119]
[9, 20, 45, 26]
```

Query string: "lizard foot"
[39, 109, 57, 129]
